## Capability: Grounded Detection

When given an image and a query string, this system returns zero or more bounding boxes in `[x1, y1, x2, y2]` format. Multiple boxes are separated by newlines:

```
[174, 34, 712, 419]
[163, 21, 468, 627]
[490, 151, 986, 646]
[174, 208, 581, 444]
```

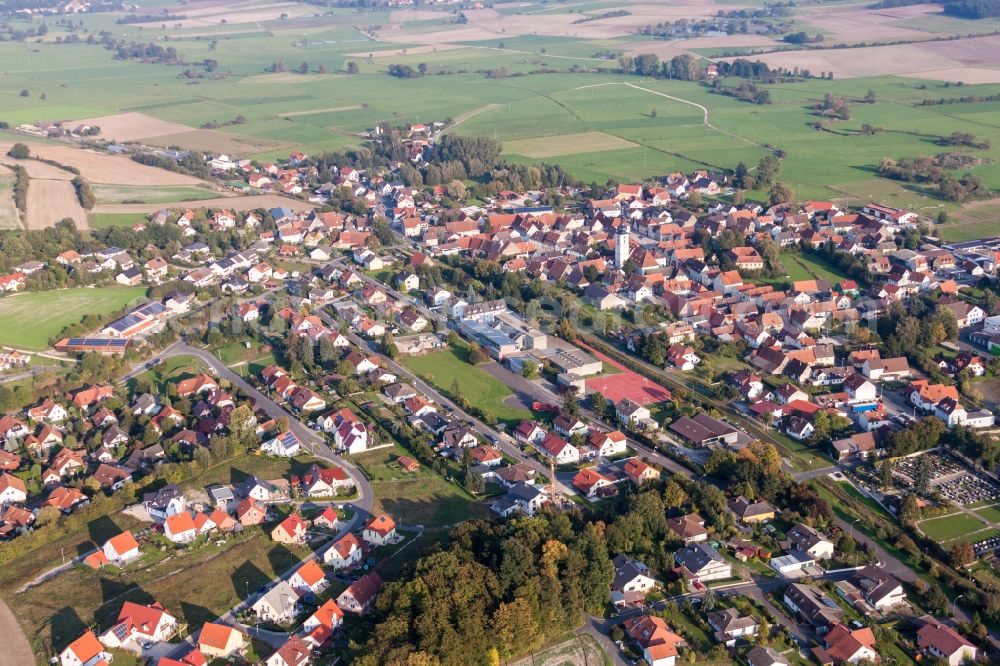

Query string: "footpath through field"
[572, 81, 778, 153]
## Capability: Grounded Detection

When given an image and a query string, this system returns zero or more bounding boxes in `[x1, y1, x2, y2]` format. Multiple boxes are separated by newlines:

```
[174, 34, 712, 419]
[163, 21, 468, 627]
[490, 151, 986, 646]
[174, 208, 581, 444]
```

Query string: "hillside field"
[0, 287, 147, 350]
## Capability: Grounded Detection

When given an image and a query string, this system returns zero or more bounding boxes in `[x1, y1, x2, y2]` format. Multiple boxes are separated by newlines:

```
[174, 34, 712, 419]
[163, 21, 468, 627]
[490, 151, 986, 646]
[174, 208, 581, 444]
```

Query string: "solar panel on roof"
[111, 622, 129, 641]
[64, 338, 129, 347]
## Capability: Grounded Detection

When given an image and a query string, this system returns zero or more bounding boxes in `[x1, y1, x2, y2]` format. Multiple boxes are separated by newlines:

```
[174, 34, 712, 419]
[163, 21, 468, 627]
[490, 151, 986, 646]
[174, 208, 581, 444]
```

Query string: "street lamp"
[953, 592, 966, 619]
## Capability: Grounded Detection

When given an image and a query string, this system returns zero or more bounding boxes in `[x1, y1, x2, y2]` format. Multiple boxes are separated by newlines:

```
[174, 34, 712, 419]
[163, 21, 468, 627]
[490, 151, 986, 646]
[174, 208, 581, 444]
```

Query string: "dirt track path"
[0, 598, 34, 666]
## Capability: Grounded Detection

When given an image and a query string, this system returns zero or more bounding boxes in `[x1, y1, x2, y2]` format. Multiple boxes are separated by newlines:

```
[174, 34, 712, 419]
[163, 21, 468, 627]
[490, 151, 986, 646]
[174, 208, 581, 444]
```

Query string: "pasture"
[0, 287, 146, 350]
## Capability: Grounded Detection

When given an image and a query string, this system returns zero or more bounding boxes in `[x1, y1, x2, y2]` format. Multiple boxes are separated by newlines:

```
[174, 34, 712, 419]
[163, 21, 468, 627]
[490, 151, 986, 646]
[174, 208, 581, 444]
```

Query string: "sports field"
[0, 287, 147, 350]
[402, 345, 532, 424]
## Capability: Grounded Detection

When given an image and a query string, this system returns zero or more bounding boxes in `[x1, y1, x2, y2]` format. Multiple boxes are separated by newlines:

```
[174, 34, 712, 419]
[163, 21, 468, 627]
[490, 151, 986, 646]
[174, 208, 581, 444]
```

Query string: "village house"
[337, 571, 383, 615]
[98, 601, 178, 650]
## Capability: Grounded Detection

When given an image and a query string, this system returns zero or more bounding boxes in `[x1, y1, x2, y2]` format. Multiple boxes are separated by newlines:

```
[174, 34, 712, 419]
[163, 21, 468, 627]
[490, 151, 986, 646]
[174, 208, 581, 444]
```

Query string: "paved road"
[0, 598, 34, 666]
[142, 341, 376, 659]
[314, 309, 578, 497]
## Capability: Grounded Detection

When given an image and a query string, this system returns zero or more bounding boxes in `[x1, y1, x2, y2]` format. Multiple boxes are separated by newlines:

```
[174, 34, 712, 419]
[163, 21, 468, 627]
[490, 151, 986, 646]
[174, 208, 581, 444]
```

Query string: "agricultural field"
[0, 165, 19, 230]
[402, 344, 533, 425]
[0, 287, 147, 350]
[1, 0, 1000, 208]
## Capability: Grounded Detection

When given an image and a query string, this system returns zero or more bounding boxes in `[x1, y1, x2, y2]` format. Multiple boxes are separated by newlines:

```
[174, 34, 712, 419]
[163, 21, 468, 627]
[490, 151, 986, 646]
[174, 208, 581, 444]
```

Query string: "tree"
[521, 360, 538, 379]
[899, 493, 920, 523]
[381, 332, 398, 359]
[650, 108, 657, 118]
[346, 61, 359, 74]
[467, 342, 487, 365]
[914, 455, 932, 495]
[299, 61, 309, 73]
[768, 181, 794, 206]
[864, 89, 876, 103]
[19, 89, 29, 97]
[591, 391, 608, 417]
[837, 533, 857, 557]
[7, 143, 29, 159]
[229, 404, 256, 449]
[951, 541, 975, 568]
[663, 478, 688, 509]
[879, 459, 894, 489]
[562, 388, 580, 417]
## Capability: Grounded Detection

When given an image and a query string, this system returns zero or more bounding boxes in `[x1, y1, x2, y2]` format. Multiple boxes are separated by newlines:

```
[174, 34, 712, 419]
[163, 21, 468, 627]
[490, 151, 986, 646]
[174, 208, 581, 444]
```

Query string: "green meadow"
[0, 287, 147, 350]
[0, 0, 999, 216]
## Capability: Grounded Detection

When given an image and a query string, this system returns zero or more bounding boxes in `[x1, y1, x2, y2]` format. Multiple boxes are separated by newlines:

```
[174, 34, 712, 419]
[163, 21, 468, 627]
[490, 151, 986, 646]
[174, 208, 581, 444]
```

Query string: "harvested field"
[25, 179, 87, 230]
[901, 67, 1000, 84]
[68, 112, 193, 143]
[7, 159, 73, 181]
[136, 130, 290, 156]
[794, 3, 942, 43]
[0, 165, 20, 230]
[726, 35, 1000, 79]
[0, 144, 207, 187]
[133, 2, 314, 28]
[92, 194, 314, 214]
[624, 34, 778, 59]
[505, 131, 639, 158]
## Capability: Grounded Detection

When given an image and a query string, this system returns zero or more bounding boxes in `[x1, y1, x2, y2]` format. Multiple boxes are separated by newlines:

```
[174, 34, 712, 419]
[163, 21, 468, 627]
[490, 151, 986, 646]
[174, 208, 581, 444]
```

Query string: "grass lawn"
[128, 353, 210, 394]
[919, 512, 988, 543]
[88, 212, 149, 229]
[779, 253, 849, 285]
[974, 505, 1000, 524]
[9, 528, 311, 660]
[352, 444, 490, 528]
[0, 286, 147, 350]
[402, 344, 532, 425]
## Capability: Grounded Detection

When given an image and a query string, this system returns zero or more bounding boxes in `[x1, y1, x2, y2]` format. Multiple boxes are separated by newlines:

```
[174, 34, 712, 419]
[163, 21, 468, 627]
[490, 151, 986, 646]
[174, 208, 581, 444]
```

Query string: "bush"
[7, 143, 30, 159]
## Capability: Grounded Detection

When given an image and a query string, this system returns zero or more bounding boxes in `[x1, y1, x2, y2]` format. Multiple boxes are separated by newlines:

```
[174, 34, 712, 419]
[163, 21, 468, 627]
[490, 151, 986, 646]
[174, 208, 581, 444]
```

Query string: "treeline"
[877, 154, 989, 201]
[937, 131, 991, 150]
[709, 79, 771, 104]
[11, 165, 27, 214]
[918, 92, 1000, 105]
[72, 176, 95, 210]
[944, 0, 1000, 18]
[883, 416, 946, 457]
[573, 9, 629, 23]
[783, 31, 824, 44]
[872, 0, 1000, 17]
[808, 241, 872, 285]
[111, 40, 184, 65]
[351, 512, 613, 664]
[131, 151, 213, 180]
[313, 131, 578, 195]
[387, 63, 425, 78]
[117, 13, 186, 24]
